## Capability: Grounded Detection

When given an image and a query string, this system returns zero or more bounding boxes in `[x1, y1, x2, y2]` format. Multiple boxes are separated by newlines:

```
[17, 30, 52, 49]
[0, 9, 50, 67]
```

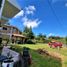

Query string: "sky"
[9, 0, 67, 37]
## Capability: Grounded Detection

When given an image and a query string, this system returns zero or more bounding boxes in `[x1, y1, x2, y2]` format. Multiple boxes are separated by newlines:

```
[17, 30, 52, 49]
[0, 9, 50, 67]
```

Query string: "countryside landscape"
[0, 0, 67, 67]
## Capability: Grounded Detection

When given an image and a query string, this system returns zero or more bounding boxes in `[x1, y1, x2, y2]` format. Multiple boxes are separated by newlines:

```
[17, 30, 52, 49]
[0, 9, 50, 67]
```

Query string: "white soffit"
[7, 0, 21, 10]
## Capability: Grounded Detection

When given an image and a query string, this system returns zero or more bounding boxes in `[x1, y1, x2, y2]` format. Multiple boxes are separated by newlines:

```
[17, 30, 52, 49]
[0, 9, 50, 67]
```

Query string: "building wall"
[0, 25, 21, 34]
[0, 25, 26, 44]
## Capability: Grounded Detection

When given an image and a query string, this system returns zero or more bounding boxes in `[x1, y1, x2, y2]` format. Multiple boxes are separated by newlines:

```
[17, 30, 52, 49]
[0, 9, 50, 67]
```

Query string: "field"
[11, 44, 67, 67]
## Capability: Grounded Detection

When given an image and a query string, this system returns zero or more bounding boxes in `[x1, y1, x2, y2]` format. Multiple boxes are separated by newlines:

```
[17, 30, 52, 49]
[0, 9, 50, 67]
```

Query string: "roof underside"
[0, 0, 21, 22]
[2, 0, 20, 19]
[7, 0, 21, 10]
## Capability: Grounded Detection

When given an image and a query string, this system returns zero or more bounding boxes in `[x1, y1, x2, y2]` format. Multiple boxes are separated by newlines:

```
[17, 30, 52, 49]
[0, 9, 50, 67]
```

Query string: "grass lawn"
[11, 44, 67, 67]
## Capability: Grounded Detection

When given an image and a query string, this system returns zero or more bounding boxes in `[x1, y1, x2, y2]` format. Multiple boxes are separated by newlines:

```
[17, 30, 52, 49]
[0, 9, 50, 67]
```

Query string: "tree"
[23, 26, 34, 39]
[37, 33, 46, 39]
[36, 33, 46, 43]
[65, 36, 67, 46]
[49, 36, 61, 40]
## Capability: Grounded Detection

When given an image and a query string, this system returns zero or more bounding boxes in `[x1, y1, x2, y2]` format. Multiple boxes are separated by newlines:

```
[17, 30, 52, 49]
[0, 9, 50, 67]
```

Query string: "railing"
[0, 30, 10, 33]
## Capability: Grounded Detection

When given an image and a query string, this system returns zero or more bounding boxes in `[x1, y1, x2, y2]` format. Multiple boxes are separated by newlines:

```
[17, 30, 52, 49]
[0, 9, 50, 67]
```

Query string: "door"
[0, 38, 2, 45]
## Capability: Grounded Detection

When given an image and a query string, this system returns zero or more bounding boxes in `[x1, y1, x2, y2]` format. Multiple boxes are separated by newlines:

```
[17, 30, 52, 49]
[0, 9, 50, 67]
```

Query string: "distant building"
[0, 25, 26, 44]
[0, 0, 26, 44]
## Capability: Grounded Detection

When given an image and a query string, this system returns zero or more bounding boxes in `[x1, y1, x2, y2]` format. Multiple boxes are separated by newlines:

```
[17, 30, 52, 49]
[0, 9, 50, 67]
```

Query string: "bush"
[36, 39, 51, 43]
[44, 39, 51, 43]
[0, 46, 3, 49]
[26, 39, 36, 44]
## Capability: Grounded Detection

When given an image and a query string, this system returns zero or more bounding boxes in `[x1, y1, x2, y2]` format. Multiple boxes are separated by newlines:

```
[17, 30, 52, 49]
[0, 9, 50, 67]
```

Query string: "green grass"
[10, 44, 67, 67]
[30, 49, 61, 67]
[12, 44, 67, 56]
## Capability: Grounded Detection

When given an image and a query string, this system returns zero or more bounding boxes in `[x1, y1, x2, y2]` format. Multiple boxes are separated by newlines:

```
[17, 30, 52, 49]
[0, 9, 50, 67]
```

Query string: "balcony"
[0, 30, 11, 34]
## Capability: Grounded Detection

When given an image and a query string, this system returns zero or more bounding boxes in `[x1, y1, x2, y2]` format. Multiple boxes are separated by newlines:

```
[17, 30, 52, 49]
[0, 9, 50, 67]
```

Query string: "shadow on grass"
[10, 46, 62, 67]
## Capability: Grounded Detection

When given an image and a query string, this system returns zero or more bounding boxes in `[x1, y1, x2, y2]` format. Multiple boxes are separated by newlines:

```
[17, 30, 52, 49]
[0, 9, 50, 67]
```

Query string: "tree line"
[22, 26, 67, 46]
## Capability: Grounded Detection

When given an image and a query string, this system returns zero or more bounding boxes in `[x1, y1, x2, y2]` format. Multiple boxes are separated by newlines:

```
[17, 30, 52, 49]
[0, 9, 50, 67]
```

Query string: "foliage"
[49, 36, 62, 40]
[65, 36, 67, 46]
[44, 39, 51, 43]
[11, 44, 65, 67]
[48, 36, 66, 44]
[37, 33, 46, 39]
[36, 33, 46, 43]
[22, 26, 66, 44]
[23, 26, 34, 39]
[26, 39, 36, 44]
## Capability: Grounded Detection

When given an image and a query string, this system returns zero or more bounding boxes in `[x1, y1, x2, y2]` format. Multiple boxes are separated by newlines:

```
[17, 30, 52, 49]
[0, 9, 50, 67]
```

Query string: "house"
[0, 0, 26, 44]
[0, 24, 26, 44]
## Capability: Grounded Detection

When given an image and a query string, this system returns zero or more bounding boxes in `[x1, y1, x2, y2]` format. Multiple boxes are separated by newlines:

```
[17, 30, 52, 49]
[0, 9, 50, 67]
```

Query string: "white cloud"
[47, 33, 60, 37]
[14, 5, 36, 18]
[14, 10, 24, 18]
[22, 17, 41, 28]
[25, 5, 36, 15]
[48, 33, 55, 37]
[13, 5, 41, 29]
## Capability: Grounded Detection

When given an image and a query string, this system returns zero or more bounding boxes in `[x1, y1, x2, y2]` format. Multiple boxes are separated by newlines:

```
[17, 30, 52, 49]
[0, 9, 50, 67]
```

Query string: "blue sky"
[9, 0, 67, 36]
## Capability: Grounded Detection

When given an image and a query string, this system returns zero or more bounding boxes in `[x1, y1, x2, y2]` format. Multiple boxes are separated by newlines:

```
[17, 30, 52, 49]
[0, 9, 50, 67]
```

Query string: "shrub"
[26, 39, 36, 44]
[44, 39, 51, 43]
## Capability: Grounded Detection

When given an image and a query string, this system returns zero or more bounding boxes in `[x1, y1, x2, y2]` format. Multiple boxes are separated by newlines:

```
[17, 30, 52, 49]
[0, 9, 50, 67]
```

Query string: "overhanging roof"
[0, 0, 21, 22]
[13, 34, 26, 38]
[8, 0, 21, 10]
[2, 0, 21, 19]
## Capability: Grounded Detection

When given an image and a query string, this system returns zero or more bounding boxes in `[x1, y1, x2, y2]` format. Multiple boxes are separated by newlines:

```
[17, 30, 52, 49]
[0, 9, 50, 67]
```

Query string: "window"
[3, 27, 7, 30]
[13, 28, 17, 32]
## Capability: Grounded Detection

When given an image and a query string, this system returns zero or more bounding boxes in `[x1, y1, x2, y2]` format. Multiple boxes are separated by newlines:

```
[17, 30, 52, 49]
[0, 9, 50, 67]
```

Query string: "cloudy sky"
[9, 0, 67, 36]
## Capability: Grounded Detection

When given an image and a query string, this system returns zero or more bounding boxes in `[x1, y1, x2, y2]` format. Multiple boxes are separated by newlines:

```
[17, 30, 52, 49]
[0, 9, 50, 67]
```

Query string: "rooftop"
[0, 0, 21, 22]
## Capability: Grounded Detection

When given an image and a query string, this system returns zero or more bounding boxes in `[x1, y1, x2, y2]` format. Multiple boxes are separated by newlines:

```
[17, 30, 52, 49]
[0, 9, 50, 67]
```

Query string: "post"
[9, 27, 13, 44]
[0, 0, 5, 19]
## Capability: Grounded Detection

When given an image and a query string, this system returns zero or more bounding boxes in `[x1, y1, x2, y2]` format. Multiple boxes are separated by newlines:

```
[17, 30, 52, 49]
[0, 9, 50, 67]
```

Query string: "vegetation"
[22, 26, 67, 45]
[23, 26, 34, 39]
[49, 36, 62, 40]
[11, 44, 67, 67]
[23, 26, 35, 44]
[36, 33, 46, 43]
[65, 36, 67, 46]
